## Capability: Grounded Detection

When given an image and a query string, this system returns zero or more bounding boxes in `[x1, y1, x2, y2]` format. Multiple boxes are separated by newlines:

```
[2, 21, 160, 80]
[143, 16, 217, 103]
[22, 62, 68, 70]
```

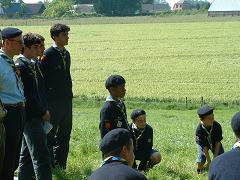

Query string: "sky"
[22, 0, 214, 8]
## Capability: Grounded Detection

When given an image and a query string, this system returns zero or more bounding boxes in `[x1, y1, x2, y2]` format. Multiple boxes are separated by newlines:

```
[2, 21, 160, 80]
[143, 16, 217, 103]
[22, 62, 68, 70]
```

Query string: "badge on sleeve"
[104, 121, 111, 129]
[117, 121, 122, 127]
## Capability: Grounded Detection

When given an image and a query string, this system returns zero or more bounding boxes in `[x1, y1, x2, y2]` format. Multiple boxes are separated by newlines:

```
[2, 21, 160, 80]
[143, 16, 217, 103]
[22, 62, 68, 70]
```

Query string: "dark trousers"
[0, 122, 5, 176]
[0, 107, 25, 180]
[18, 118, 52, 180]
[47, 98, 72, 169]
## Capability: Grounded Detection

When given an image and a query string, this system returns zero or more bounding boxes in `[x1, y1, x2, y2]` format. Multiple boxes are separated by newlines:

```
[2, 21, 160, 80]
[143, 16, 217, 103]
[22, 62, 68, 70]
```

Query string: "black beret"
[105, 75, 125, 89]
[197, 105, 214, 118]
[99, 128, 131, 154]
[131, 109, 146, 120]
[1, 27, 22, 39]
[231, 112, 240, 135]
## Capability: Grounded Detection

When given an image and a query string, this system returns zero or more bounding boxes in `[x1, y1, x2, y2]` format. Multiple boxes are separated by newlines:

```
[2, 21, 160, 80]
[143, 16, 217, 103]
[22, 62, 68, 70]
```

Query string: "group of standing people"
[0, 23, 73, 180]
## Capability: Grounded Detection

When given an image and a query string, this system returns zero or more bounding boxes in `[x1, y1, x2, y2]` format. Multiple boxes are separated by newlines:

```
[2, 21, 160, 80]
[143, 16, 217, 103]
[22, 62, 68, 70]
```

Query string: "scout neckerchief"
[132, 123, 145, 151]
[0, 49, 24, 96]
[232, 141, 240, 149]
[53, 43, 67, 70]
[201, 122, 213, 150]
[101, 156, 128, 167]
[34, 58, 44, 79]
[18, 55, 38, 88]
[106, 95, 130, 130]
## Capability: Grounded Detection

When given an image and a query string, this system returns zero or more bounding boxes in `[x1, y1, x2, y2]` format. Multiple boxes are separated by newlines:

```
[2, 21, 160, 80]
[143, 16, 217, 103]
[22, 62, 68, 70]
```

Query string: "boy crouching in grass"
[195, 106, 224, 173]
[129, 109, 161, 171]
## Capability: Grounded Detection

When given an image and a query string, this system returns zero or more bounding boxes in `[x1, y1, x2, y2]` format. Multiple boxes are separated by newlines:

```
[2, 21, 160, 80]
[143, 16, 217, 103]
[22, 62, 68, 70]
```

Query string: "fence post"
[186, 97, 188, 108]
[201, 96, 204, 106]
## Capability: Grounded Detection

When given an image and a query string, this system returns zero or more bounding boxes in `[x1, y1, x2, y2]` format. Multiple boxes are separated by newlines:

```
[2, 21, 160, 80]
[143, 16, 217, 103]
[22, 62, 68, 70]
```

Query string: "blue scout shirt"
[0, 50, 25, 104]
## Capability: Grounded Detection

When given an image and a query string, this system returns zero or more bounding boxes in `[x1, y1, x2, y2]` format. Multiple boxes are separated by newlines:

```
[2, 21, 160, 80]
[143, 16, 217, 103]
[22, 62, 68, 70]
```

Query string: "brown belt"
[3, 102, 25, 108]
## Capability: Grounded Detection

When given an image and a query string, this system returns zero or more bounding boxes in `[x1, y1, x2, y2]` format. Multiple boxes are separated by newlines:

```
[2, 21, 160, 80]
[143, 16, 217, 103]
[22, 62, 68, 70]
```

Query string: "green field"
[1, 15, 240, 179]
[4, 15, 240, 103]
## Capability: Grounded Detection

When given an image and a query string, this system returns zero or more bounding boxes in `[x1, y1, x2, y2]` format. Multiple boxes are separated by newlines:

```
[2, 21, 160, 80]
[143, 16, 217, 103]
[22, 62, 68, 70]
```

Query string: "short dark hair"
[50, 23, 70, 39]
[34, 33, 45, 42]
[103, 139, 132, 159]
[23, 33, 41, 48]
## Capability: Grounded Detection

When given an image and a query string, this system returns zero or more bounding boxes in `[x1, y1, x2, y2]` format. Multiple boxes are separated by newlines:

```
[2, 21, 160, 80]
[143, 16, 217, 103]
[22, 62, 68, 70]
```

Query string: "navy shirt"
[41, 46, 73, 100]
[15, 55, 47, 120]
[129, 123, 153, 161]
[88, 161, 148, 180]
[209, 148, 240, 180]
[196, 121, 223, 150]
[99, 96, 129, 138]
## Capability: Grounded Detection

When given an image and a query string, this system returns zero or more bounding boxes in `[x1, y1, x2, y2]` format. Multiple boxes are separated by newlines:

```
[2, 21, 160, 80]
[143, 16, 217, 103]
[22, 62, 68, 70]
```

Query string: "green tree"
[43, 0, 74, 17]
[74, 0, 94, 4]
[0, 0, 15, 10]
[94, 0, 141, 16]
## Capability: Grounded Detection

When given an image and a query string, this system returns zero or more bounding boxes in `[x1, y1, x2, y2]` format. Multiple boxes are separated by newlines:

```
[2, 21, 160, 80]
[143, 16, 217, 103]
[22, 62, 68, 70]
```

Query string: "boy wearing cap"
[209, 112, 240, 180]
[99, 75, 129, 138]
[0, 27, 25, 180]
[195, 106, 224, 173]
[16, 33, 52, 180]
[129, 109, 161, 171]
[88, 128, 148, 180]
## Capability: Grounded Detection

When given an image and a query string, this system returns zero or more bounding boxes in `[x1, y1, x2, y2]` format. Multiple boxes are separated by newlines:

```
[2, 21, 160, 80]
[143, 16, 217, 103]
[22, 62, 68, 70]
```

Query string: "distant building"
[173, 0, 194, 11]
[27, 3, 46, 16]
[3, 2, 45, 17]
[142, 2, 171, 13]
[208, 0, 240, 17]
[73, 4, 95, 14]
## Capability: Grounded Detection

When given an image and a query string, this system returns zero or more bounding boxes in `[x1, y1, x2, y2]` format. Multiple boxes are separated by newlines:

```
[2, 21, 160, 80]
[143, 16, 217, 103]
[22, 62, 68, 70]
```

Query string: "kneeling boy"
[129, 109, 161, 171]
[196, 105, 224, 173]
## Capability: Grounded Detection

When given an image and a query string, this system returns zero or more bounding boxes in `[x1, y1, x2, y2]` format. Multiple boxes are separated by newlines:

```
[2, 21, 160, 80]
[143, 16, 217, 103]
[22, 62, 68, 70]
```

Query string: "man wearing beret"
[88, 128, 148, 180]
[195, 106, 224, 173]
[99, 75, 129, 139]
[209, 112, 240, 180]
[0, 27, 26, 179]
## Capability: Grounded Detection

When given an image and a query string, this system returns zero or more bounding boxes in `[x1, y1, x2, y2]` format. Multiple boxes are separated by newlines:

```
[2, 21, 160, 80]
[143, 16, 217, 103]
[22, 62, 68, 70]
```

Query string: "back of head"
[231, 112, 240, 138]
[99, 128, 131, 156]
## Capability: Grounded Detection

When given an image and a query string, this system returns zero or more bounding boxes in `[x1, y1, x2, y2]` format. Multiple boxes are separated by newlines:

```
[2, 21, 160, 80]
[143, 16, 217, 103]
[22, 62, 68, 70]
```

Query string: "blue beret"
[131, 109, 146, 120]
[231, 112, 240, 135]
[1, 27, 22, 39]
[197, 105, 213, 118]
[105, 75, 125, 89]
[99, 128, 131, 154]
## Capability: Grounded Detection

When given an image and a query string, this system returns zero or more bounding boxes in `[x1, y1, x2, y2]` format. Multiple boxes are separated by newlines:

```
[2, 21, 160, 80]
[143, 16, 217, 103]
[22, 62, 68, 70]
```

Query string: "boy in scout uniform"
[16, 33, 52, 180]
[129, 109, 161, 171]
[88, 128, 148, 180]
[0, 27, 25, 180]
[41, 24, 72, 169]
[99, 75, 129, 138]
[195, 106, 224, 173]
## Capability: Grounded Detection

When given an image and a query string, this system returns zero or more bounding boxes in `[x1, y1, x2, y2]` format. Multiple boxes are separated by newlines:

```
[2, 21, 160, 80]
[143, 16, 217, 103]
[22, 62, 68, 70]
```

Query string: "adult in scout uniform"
[195, 106, 224, 173]
[0, 27, 25, 180]
[16, 33, 52, 180]
[99, 75, 129, 139]
[41, 24, 72, 169]
[209, 112, 240, 180]
[88, 128, 148, 180]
